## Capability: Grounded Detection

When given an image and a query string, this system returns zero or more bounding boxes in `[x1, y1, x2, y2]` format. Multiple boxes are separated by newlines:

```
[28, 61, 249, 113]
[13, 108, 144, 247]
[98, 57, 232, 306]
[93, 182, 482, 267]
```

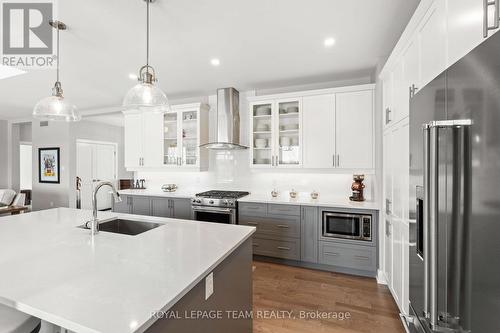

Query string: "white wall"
[19, 144, 32, 190]
[0, 120, 8, 188]
[31, 120, 72, 210]
[31, 119, 131, 210]
[136, 81, 380, 202]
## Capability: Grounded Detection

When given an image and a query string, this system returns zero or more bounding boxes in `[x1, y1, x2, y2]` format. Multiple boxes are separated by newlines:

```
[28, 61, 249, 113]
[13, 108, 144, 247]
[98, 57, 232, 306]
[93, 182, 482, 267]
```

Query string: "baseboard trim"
[376, 269, 387, 285]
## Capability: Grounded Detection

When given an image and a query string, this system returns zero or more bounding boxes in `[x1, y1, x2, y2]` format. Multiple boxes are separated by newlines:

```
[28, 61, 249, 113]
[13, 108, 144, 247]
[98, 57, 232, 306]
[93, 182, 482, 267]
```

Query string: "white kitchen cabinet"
[392, 60, 405, 125]
[383, 120, 410, 313]
[124, 113, 142, 168]
[142, 112, 164, 167]
[302, 94, 336, 168]
[447, 0, 499, 67]
[402, 38, 420, 118]
[163, 103, 209, 169]
[124, 111, 163, 169]
[250, 85, 375, 171]
[335, 90, 374, 169]
[383, 128, 394, 217]
[380, 0, 500, 316]
[384, 216, 393, 291]
[419, 0, 447, 87]
[124, 103, 208, 171]
[250, 98, 302, 168]
[401, 221, 410, 315]
[391, 217, 403, 309]
[382, 72, 394, 128]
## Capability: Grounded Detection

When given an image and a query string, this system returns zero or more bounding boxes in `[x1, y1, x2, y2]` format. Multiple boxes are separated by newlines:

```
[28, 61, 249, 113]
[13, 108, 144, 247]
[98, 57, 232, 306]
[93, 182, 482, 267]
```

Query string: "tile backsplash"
[136, 151, 376, 201]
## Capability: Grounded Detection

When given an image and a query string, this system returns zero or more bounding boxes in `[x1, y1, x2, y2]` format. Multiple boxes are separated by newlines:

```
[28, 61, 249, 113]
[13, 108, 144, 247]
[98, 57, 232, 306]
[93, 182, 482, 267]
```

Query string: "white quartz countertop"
[0, 208, 255, 333]
[238, 193, 380, 210]
[118, 189, 195, 199]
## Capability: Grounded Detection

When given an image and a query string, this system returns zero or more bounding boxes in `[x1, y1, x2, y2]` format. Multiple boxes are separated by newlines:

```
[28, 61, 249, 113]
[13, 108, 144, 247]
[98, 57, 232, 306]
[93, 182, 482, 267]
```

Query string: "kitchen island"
[0, 208, 255, 333]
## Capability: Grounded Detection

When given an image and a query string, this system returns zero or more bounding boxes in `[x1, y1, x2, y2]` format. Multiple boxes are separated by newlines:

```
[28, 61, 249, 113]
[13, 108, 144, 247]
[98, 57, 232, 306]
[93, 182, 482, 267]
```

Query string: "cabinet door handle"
[332, 154, 335, 167]
[276, 224, 289, 229]
[386, 198, 392, 215]
[253, 243, 259, 247]
[385, 108, 392, 125]
[336, 155, 340, 167]
[484, 0, 500, 38]
[324, 252, 339, 257]
[410, 84, 419, 99]
[277, 246, 290, 251]
[354, 255, 370, 261]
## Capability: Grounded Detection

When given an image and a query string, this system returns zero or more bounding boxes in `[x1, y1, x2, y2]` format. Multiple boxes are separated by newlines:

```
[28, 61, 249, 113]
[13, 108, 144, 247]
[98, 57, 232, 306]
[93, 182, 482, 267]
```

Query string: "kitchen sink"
[79, 219, 163, 236]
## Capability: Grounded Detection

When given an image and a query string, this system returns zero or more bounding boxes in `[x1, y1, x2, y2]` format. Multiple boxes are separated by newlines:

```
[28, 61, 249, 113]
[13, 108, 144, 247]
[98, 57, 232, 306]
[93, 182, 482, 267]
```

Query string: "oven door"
[192, 206, 237, 225]
[322, 212, 363, 240]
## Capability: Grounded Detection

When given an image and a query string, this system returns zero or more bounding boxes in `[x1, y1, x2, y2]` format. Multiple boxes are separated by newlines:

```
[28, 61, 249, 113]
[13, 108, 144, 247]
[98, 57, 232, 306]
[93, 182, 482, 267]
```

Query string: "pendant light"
[33, 20, 80, 122]
[123, 0, 169, 111]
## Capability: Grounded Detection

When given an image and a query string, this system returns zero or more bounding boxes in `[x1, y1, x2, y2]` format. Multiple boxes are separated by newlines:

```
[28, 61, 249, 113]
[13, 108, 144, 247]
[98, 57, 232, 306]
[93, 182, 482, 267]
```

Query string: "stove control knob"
[209, 200, 214, 204]
[222, 200, 228, 206]
[196, 199, 201, 204]
[229, 201, 235, 206]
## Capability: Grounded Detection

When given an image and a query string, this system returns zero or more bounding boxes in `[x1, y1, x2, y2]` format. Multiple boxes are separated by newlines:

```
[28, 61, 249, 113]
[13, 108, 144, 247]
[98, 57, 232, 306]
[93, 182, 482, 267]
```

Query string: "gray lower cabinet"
[171, 198, 192, 220]
[131, 196, 152, 216]
[300, 206, 318, 263]
[319, 242, 376, 273]
[240, 203, 301, 261]
[151, 198, 170, 217]
[239, 202, 379, 277]
[113, 194, 192, 220]
[151, 197, 192, 219]
[251, 237, 300, 260]
[113, 194, 131, 214]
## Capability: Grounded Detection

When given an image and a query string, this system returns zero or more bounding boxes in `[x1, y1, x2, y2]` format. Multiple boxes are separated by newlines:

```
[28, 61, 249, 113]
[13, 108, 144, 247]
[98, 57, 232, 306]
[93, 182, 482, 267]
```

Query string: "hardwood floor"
[252, 261, 404, 333]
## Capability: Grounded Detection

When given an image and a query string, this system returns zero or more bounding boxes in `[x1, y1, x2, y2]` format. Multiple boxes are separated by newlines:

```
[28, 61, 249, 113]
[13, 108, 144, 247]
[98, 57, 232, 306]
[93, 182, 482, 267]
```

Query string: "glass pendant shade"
[124, 0, 169, 112]
[123, 81, 169, 112]
[33, 20, 80, 122]
[33, 94, 80, 122]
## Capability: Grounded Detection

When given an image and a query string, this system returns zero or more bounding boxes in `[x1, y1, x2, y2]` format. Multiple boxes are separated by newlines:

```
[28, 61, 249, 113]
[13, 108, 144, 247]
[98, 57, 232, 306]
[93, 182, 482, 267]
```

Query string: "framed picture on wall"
[39, 148, 60, 184]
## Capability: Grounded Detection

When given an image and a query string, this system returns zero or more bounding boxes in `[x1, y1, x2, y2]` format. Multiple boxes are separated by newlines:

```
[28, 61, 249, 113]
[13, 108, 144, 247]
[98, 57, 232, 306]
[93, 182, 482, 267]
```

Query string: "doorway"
[19, 143, 32, 191]
[76, 140, 117, 210]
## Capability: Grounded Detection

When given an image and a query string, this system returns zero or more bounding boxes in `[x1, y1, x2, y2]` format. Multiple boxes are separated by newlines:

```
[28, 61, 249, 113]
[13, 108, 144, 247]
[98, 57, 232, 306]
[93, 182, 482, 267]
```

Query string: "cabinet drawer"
[319, 242, 376, 272]
[240, 215, 300, 238]
[268, 204, 300, 216]
[239, 203, 267, 217]
[252, 237, 300, 260]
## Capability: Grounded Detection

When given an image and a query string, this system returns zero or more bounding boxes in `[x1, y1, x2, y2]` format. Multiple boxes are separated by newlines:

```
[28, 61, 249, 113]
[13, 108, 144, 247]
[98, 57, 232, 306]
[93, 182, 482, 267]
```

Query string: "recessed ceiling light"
[128, 73, 138, 80]
[324, 37, 336, 48]
[211, 58, 220, 66]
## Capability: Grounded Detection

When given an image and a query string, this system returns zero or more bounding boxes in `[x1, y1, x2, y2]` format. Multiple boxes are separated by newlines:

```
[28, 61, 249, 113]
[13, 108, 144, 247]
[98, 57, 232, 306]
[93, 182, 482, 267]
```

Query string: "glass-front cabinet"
[163, 103, 209, 169]
[163, 111, 179, 165]
[250, 98, 302, 168]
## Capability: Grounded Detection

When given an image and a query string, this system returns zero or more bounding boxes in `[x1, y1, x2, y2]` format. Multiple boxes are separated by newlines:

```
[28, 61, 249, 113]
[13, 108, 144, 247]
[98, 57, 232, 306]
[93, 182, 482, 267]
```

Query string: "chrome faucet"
[89, 181, 122, 235]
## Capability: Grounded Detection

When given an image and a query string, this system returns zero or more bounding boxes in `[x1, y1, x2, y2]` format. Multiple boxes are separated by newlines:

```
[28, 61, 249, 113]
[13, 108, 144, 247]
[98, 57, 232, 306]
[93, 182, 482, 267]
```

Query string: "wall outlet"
[205, 272, 214, 300]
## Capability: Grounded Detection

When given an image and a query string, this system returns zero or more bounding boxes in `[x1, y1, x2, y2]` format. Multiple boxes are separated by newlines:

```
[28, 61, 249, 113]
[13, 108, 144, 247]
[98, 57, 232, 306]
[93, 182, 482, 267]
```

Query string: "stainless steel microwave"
[322, 211, 372, 241]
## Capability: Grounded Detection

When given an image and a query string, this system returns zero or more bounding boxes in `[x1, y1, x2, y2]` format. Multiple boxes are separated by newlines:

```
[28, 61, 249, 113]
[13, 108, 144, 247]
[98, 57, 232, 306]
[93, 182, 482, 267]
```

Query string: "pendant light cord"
[56, 25, 60, 82]
[146, 0, 150, 72]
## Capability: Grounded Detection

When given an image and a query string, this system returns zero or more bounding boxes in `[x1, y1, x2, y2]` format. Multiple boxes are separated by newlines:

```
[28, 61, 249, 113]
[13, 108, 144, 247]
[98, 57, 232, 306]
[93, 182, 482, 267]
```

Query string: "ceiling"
[0, 0, 420, 120]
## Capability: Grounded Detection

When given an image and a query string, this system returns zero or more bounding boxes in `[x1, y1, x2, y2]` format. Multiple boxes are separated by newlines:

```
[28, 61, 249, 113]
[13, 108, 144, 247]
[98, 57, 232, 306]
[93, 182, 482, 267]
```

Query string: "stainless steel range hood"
[201, 87, 248, 150]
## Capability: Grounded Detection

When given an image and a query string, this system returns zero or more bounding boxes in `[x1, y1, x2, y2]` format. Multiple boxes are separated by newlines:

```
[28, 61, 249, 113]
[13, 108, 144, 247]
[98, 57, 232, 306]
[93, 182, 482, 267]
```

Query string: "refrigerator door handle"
[428, 125, 439, 328]
[423, 124, 431, 319]
[425, 119, 472, 329]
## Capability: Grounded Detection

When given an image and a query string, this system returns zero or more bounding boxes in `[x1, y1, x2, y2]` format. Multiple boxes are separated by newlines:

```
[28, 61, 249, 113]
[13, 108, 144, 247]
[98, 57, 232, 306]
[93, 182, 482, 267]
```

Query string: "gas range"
[191, 190, 250, 208]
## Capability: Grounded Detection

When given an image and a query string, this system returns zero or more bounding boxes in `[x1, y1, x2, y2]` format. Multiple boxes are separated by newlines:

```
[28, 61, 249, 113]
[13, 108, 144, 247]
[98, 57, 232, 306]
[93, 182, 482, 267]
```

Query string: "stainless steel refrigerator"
[407, 31, 500, 332]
